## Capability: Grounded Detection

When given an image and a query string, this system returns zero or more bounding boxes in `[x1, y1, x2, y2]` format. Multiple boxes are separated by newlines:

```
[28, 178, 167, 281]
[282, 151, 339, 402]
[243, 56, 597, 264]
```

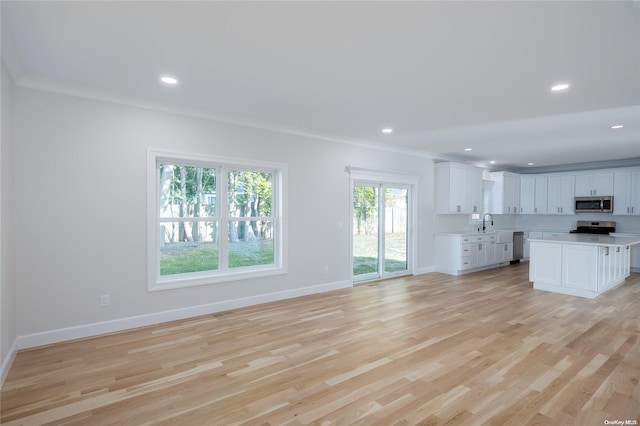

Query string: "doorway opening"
[352, 182, 410, 282]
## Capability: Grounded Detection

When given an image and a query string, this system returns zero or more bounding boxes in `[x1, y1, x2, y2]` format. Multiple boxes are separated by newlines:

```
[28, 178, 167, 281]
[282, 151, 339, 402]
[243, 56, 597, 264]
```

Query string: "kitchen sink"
[494, 230, 514, 243]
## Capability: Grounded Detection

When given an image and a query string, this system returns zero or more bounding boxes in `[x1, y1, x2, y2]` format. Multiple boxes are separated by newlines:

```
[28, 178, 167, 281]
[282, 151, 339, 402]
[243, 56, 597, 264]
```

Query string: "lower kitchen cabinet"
[436, 233, 511, 275]
[495, 242, 513, 263]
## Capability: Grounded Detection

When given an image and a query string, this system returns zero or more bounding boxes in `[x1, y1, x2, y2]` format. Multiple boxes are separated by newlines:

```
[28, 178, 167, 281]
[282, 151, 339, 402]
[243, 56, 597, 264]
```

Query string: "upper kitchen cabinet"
[489, 171, 520, 214]
[547, 175, 575, 214]
[435, 162, 483, 214]
[520, 175, 548, 214]
[575, 173, 614, 196]
[613, 169, 640, 215]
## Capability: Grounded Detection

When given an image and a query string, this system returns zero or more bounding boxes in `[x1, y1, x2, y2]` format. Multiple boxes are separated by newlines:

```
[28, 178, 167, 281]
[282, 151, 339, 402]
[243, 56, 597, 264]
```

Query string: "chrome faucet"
[482, 213, 494, 232]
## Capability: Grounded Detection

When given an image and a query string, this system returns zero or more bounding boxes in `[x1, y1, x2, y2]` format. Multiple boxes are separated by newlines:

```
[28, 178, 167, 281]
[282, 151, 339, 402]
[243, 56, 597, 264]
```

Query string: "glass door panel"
[353, 183, 410, 281]
[384, 187, 408, 274]
[353, 185, 379, 278]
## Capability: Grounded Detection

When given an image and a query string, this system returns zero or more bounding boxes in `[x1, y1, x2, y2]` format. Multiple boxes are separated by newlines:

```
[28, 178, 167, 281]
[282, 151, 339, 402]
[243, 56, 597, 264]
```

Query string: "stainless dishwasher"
[511, 231, 524, 264]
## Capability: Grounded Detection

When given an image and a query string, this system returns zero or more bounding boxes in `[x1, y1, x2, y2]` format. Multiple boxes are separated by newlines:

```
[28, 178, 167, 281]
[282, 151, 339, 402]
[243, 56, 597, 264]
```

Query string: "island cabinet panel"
[561, 245, 598, 291]
[529, 235, 638, 298]
[529, 242, 562, 285]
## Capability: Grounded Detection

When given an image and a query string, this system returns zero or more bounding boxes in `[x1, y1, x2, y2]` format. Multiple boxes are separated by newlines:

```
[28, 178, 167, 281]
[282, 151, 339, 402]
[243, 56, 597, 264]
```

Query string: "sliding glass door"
[353, 182, 409, 282]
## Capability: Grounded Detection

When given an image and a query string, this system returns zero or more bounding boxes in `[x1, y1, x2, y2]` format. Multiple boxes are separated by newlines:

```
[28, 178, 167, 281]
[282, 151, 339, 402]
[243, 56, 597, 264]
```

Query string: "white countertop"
[435, 231, 497, 236]
[529, 234, 640, 247]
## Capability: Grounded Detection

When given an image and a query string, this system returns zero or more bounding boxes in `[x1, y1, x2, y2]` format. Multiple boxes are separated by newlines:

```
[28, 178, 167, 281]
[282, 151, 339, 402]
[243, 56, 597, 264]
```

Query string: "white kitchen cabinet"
[489, 171, 520, 214]
[547, 175, 574, 215]
[435, 233, 506, 275]
[435, 162, 483, 214]
[574, 172, 614, 196]
[613, 170, 640, 215]
[495, 242, 513, 263]
[520, 176, 547, 214]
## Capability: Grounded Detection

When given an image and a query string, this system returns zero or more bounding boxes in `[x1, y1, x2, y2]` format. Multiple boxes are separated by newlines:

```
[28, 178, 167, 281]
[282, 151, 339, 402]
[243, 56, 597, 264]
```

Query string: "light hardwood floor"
[2, 263, 639, 425]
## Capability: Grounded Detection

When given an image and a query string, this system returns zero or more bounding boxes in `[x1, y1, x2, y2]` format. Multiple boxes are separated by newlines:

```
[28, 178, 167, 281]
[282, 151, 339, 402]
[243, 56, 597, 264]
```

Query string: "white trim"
[0, 338, 18, 387]
[345, 165, 421, 185]
[16, 280, 352, 350]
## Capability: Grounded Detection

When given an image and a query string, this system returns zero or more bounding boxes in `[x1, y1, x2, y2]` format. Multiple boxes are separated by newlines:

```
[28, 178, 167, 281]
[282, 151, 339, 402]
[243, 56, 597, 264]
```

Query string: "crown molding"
[14, 73, 437, 160]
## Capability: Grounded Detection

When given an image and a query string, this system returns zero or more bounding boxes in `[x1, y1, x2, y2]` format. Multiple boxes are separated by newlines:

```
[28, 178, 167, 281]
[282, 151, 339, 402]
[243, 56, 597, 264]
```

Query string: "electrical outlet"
[100, 294, 110, 307]
[323, 265, 329, 274]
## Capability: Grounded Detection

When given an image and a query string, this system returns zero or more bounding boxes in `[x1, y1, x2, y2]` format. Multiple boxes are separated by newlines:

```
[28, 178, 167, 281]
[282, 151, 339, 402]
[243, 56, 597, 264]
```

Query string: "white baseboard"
[17, 280, 352, 351]
[1, 338, 18, 387]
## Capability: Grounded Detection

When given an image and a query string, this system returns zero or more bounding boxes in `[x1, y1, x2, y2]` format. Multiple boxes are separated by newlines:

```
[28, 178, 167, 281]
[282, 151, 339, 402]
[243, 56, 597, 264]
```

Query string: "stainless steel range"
[569, 220, 616, 235]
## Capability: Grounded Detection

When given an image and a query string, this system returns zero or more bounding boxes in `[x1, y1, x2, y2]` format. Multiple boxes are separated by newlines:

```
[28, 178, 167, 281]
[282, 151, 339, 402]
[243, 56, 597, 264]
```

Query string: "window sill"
[149, 266, 287, 291]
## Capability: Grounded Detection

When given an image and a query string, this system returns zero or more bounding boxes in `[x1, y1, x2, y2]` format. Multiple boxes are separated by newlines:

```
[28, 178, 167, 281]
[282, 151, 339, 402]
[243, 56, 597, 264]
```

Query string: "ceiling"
[2, 1, 640, 172]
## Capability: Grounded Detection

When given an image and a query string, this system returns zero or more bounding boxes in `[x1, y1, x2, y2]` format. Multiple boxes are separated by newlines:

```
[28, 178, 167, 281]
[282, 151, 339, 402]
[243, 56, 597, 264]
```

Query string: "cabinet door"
[529, 242, 562, 285]
[562, 245, 598, 291]
[548, 175, 574, 214]
[534, 176, 548, 214]
[575, 173, 613, 196]
[575, 175, 593, 197]
[485, 242, 496, 264]
[450, 166, 467, 213]
[477, 242, 487, 265]
[593, 173, 614, 196]
[467, 168, 483, 214]
[520, 176, 535, 214]
[613, 172, 632, 215]
[631, 171, 640, 215]
[506, 174, 520, 214]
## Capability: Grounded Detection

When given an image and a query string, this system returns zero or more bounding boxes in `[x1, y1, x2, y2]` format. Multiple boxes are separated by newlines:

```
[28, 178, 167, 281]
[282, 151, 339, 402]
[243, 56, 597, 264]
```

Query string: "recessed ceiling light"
[160, 76, 178, 85]
[382, 128, 393, 134]
[464, 148, 472, 151]
[490, 161, 496, 164]
[527, 162, 535, 166]
[551, 83, 570, 91]
[610, 124, 624, 129]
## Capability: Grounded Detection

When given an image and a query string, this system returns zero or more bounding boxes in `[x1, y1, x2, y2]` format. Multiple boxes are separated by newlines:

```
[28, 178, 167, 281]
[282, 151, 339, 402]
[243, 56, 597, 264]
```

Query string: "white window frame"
[147, 149, 288, 291]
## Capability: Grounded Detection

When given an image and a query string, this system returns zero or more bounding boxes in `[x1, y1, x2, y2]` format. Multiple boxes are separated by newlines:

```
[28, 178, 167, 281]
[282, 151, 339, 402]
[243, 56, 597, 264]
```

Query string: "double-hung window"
[148, 150, 286, 290]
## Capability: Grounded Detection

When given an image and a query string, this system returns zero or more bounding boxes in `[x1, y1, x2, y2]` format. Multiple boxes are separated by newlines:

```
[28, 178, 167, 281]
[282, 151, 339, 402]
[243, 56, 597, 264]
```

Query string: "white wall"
[1, 63, 17, 380]
[13, 87, 436, 341]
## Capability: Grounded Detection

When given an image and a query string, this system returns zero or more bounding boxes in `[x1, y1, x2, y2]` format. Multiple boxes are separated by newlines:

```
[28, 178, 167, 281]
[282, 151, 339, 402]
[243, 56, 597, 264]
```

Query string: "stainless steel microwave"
[574, 196, 613, 213]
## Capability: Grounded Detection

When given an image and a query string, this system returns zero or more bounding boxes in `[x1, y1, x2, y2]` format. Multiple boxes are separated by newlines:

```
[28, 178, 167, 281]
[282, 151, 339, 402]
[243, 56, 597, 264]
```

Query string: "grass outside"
[160, 240, 273, 276]
[160, 233, 407, 277]
[353, 232, 407, 276]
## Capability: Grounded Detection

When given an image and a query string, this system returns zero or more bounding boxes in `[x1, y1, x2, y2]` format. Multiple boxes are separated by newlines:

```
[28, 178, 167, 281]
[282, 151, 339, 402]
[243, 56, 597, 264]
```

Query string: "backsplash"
[435, 213, 639, 234]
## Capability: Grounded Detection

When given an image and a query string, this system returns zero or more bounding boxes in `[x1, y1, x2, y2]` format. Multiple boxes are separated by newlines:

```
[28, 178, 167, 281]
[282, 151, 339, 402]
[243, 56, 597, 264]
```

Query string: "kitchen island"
[529, 234, 640, 298]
